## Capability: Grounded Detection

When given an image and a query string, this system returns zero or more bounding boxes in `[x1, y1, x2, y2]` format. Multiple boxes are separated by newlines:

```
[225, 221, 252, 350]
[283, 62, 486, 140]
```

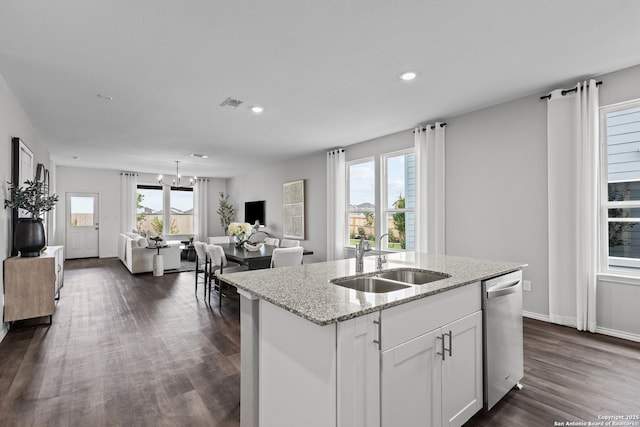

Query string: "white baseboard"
[523, 311, 550, 322]
[522, 310, 640, 343]
[595, 326, 640, 343]
[0, 325, 7, 344]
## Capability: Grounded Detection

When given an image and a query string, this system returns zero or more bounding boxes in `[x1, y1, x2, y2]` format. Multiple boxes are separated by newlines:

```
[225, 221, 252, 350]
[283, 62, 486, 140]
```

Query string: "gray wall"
[226, 151, 326, 263]
[0, 72, 50, 341]
[446, 63, 640, 337]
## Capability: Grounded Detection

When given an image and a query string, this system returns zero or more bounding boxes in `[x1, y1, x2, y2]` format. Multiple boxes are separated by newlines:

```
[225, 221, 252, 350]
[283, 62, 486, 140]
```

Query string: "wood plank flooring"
[0, 257, 639, 426]
[0, 257, 241, 426]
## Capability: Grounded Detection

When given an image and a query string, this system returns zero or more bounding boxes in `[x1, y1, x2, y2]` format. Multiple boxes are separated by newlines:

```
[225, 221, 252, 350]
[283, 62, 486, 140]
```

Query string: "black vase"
[15, 218, 46, 257]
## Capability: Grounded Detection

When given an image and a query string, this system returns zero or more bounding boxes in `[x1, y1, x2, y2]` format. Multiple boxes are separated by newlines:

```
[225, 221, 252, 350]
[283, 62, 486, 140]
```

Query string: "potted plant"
[217, 192, 235, 233]
[4, 179, 59, 257]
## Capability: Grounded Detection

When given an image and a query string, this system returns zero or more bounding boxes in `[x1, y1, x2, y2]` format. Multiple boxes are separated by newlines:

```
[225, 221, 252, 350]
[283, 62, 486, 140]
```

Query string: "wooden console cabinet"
[3, 246, 64, 323]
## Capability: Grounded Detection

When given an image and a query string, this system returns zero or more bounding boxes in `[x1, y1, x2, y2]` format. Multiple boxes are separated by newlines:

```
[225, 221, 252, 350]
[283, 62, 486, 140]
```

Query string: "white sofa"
[118, 233, 181, 274]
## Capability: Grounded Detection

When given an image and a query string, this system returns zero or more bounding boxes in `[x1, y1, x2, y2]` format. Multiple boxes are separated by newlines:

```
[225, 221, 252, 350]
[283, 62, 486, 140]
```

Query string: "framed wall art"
[282, 179, 305, 240]
[10, 137, 34, 255]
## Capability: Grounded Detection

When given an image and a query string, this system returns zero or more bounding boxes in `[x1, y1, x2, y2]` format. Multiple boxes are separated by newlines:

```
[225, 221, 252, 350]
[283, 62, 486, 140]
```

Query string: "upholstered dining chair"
[193, 241, 210, 299]
[264, 237, 279, 247]
[270, 246, 304, 268]
[207, 236, 231, 244]
[280, 238, 300, 248]
[206, 244, 248, 307]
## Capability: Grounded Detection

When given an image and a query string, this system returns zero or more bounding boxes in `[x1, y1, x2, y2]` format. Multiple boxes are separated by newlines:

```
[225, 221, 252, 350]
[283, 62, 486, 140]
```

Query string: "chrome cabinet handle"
[436, 334, 445, 360]
[445, 330, 452, 357]
[373, 319, 381, 350]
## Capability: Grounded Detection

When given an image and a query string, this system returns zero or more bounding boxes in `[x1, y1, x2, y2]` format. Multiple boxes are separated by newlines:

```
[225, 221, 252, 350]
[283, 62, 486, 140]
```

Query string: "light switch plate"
[523, 280, 532, 291]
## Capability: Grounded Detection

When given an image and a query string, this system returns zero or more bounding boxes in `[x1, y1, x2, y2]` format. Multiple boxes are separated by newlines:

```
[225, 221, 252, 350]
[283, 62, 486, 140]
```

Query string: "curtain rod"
[413, 123, 446, 133]
[540, 81, 602, 100]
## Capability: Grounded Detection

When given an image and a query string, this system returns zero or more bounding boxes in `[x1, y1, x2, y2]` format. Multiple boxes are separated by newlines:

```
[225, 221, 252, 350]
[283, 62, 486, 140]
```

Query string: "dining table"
[217, 242, 313, 270]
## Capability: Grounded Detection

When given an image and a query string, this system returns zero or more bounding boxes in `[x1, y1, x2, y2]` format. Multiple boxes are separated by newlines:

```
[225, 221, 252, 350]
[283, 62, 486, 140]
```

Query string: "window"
[346, 149, 416, 251]
[601, 101, 640, 272]
[348, 159, 376, 247]
[384, 152, 416, 250]
[137, 185, 194, 235]
[170, 187, 194, 234]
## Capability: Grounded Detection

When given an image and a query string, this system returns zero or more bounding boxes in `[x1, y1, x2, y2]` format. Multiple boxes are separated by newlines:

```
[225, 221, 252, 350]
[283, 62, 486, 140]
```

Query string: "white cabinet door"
[337, 312, 380, 427]
[381, 328, 442, 427]
[441, 311, 483, 427]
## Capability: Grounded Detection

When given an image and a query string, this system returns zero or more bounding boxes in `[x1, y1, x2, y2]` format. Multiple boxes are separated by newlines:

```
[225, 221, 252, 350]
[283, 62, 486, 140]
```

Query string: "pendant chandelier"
[157, 161, 196, 187]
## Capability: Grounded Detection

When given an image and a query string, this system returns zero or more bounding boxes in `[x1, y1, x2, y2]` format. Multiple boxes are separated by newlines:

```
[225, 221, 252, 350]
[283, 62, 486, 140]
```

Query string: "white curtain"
[414, 123, 446, 254]
[193, 178, 209, 242]
[327, 148, 346, 260]
[547, 80, 599, 332]
[120, 172, 138, 233]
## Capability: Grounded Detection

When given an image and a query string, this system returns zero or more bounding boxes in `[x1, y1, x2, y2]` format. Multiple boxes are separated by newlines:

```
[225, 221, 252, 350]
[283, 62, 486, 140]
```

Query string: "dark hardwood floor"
[465, 318, 640, 426]
[0, 257, 241, 426]
[0, 257, 639, 426]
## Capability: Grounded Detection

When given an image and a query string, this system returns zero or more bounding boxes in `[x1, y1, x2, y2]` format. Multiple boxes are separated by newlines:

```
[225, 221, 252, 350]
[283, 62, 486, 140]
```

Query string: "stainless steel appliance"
[482, 270, 524, 410]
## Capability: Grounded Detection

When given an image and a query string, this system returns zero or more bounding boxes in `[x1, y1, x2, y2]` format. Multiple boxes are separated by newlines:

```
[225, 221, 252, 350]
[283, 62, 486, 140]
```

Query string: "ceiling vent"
[220, 97, 243, 109]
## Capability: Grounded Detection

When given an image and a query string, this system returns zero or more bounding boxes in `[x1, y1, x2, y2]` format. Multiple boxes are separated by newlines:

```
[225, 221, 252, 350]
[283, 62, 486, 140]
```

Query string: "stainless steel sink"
[373, 269, 450, 285]
[331, 276, 411, 293]
[331, 268, 450, 293]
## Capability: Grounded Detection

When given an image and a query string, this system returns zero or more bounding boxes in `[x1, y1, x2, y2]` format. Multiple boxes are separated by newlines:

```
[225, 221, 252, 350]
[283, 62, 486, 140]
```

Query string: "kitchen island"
[219, 252, 526, 427]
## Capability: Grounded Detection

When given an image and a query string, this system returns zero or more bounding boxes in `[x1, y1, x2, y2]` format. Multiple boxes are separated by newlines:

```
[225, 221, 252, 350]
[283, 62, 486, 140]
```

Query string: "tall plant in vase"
[217, 192, 235, 234]
[4, 179, 59, 257]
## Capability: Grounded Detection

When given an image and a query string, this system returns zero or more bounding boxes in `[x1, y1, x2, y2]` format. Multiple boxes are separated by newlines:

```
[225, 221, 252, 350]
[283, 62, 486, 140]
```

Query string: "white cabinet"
[48, 246, 64, 297]
[253, 282, 482, 427]
[337, 312, 380, 427]
[442, 312, 483, 426]
[381, 327, 443, 426]
[380, 282, 483, 427]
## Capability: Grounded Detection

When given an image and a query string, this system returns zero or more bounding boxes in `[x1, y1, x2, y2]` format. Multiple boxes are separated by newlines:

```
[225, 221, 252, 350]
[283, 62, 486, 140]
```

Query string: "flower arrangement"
[228, 222, 253, 248]
[228, 222, 252, 238]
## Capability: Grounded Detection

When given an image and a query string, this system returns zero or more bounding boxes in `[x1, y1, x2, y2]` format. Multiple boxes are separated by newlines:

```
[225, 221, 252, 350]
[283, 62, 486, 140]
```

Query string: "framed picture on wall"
[10, 137, 34, 255]
[283, 179, 305, 240]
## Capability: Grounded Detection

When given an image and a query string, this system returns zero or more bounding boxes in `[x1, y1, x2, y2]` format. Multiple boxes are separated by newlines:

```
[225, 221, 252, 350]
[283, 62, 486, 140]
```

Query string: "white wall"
[54, 167, 227, 258]
[54, 166, 121, 257]
[226, 151, 326, 263]
[0, 72, 50, 341]
[447, 63, 640, 338]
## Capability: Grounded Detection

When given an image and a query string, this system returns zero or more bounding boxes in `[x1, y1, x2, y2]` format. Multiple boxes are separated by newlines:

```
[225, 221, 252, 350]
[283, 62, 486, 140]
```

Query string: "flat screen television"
[245, 200, 266, 225]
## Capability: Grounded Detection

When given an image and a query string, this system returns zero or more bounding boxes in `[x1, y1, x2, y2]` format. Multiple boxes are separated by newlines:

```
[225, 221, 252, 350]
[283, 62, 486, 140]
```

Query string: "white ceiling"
[1, 1, 640, 179]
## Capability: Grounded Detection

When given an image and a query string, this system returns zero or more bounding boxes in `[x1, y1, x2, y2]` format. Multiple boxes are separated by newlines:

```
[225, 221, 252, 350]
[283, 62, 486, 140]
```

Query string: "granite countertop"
[219, 252, 526, 326]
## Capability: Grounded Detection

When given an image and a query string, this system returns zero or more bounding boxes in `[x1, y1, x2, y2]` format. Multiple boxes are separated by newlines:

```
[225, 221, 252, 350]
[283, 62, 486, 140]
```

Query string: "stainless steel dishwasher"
[482, 270, 524, 410]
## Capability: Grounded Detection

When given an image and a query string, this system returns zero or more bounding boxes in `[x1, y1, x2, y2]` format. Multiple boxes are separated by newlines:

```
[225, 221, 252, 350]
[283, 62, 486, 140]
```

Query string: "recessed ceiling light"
[190, 153, 209, 159]
[400, 72, 417, 81]
[251, 106, 264, 114]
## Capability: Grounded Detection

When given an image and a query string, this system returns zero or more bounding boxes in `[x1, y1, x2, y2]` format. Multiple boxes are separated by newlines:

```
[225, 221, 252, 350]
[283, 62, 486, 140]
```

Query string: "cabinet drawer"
[380, 282, 480, 351]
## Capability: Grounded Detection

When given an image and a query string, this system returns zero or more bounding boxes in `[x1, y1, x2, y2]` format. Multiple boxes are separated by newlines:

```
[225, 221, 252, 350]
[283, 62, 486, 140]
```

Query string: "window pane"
[349, 161, 375, 212]
[386, 153, 415, 209]
[608, 221, 640, 259]
[348, 213, 375, 247]
[170, 188, 194, 234]
[385, 212, 415, 250]
[137, 187, 163, 234]
[606, 105, 640, 270]
[608, 181, 640, 202]
[69, 196, 94, 227]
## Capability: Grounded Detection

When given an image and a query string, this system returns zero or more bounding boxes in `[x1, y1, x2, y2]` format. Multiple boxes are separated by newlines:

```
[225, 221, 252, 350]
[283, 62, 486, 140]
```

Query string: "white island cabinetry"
[381, 282, 483, 427]
[256, 282, 482, 427]
[221, 252, 526, 427]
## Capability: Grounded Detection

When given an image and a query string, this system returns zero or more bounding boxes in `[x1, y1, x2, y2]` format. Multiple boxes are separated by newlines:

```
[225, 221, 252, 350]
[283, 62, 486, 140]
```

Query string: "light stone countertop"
[218, 252, 526, 326]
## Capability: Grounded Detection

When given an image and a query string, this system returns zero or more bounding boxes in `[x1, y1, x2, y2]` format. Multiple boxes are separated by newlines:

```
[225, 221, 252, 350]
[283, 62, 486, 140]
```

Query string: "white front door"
[65, 192, 99, 259]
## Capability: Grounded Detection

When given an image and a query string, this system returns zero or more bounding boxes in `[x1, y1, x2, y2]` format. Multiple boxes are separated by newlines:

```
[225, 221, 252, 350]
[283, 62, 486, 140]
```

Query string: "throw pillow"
[135, 236, 148, 248]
